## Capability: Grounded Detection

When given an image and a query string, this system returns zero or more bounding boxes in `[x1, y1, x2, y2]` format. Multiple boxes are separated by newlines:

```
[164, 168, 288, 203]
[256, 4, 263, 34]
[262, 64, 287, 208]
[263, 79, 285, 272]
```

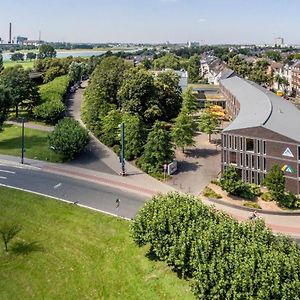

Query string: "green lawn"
[3, 60, 34, 69]
[0, 187, 194, 300]
[0, 124, 63, 162]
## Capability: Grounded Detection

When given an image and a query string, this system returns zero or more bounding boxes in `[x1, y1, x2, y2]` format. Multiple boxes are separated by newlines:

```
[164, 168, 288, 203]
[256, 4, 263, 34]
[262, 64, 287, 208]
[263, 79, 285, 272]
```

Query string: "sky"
[0, 0, 300, 45]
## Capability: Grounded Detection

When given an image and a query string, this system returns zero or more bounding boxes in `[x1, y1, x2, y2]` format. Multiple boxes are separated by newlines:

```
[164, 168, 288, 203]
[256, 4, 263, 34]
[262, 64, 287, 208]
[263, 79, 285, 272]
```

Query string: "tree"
[0, 85, 13, 129]
[26, 52, 36, 60]
[37, 44, 56, 59]
[48, 118, 90, 160]
[154, 70, 182, 121]
[263, 164, 285, 200]
[137, 121, 174, 174]
[0, 66, 40, 117]
[153, 53, 181, 70]
[10, 52, 24, 61]
[265, 50, 282, 62]
[171, 107, 195, 153]
[198, 109, 220, 142]
[187, 54, 200, 83]
[122, 113, 145, 160]
[100, 109, 122, 147]
[182, 87, 198, 113]
[0, 223, 22, 252]
[0, 54, 3, 72]
[68, 61, 84, 84]
[219, 166, 244, 195]
[118, 68, 157, 121]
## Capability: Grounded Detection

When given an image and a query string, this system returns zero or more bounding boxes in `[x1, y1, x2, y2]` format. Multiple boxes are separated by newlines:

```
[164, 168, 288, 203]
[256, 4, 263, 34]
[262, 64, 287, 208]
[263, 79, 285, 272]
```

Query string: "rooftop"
[220, 76, 300, 142]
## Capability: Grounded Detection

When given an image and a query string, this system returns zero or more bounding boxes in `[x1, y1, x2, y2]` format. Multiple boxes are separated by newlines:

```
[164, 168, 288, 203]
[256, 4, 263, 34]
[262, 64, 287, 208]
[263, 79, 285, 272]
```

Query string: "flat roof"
[220, 76, 300, 142]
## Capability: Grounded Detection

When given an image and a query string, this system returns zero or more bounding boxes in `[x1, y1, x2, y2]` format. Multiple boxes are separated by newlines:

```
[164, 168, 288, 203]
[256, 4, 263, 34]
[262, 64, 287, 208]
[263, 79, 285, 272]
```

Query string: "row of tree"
[131, 192, 300, 299]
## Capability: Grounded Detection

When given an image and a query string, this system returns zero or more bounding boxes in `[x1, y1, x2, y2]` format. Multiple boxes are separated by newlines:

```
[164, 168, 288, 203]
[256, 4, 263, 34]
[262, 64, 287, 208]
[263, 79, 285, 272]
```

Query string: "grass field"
[3, 60, 34, 69]
[0, 187, 193, 300]
[0, 124, 63, 162]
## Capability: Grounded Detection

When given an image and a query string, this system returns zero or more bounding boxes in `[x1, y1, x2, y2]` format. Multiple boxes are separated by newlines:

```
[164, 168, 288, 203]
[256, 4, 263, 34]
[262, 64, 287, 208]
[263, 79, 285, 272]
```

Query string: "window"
[246, 138, 254, 152]
[263, 141, 266, 155]
[257, 140, 260, 154]
[223, 150, 227, 163]
[229, 135, 232, 149]
[257, 156, 261, 170]
[298, 146, 300, 160]
[234, 136, 238, 150]
[230, 152, 237, 164]
[240, 153, 243, 167]
[251, 171, 256, 184]
[223, 135, 227, 148]
[263, 157, 266, 171]
[240, 137, 243, 151]
[251, 155, 255, 169]
[245, 154, 249, 167]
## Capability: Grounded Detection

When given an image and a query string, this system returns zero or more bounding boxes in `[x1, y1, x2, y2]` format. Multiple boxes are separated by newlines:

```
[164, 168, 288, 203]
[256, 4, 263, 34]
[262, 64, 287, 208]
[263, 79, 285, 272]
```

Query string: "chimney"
[8, 22, 12, 44]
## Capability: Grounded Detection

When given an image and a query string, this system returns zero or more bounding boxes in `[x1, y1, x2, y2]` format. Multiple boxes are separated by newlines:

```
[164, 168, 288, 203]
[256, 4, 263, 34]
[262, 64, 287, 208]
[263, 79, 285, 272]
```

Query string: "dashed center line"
[54, 183, 62, 189]
[0, 170, 16, 174]
[0, 176, 7, 179]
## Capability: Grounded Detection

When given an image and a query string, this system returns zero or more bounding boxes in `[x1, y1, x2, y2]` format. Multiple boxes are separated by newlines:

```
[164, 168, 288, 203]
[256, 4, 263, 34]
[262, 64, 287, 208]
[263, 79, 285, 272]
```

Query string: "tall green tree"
[153, 53, 181, 70]
[0, 54, 3, 72]
[123, 113, 145, 160]
[171, 107, 195, 153]
[0, 85, 13, 129]
[100, 109, 122, 147]
[263, 164, 285, 200]
[0, 66, 40, 117]
[198, 109, 220, 142]
[37, 44, 56, 59]
[26, 52, 36, 60]
[182, 87, 198, 113]
[187, 54, 200, 83]
[68, 61, 84, 84]
[154, 70, 182, 121]
[118, 68, 157, 121]
[138, 121, 174, 174]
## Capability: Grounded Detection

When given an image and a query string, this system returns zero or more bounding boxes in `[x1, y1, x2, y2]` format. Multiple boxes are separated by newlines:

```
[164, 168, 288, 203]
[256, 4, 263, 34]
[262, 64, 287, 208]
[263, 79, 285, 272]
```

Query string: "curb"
[206, 197, 300, 216]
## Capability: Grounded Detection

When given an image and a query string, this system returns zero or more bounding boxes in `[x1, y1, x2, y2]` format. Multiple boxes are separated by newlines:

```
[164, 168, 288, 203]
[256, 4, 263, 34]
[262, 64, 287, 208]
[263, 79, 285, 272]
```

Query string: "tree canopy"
[38, 44, 56, 59]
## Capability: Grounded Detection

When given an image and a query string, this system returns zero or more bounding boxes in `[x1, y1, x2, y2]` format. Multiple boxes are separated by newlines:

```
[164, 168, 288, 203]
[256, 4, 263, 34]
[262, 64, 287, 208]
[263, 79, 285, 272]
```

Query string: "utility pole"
[119, 122, 126, 176]
[21, 118, 25, 164]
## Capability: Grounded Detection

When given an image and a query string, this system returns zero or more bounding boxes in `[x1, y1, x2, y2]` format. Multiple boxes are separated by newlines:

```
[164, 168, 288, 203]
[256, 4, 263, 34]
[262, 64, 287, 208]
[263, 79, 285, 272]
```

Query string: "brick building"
[220, 76, 300, 194]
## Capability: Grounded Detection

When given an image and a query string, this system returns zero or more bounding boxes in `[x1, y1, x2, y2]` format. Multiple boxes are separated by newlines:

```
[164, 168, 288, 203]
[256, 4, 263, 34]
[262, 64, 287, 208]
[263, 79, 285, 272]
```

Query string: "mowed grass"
[3, 60, 34, 69]
[0, 187, 194, 300]
[0, 124, 63, 162]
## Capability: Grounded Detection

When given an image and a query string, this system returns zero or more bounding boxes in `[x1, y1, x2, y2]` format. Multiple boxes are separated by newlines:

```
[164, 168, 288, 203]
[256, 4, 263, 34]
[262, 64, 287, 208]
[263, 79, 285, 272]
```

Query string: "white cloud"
[197, 18, 206, 23]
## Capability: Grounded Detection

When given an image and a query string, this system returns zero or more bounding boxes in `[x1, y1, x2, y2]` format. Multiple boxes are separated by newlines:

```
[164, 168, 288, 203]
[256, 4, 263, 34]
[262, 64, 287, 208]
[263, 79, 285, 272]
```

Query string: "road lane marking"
[54, 183, 62, 189]
[0, 176, 7, 179]
[0, 169, 15, 174]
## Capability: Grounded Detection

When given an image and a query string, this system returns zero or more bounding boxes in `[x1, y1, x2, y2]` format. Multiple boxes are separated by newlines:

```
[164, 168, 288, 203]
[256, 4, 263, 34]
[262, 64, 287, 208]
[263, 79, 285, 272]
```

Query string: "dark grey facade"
[220, 76, 300, 194]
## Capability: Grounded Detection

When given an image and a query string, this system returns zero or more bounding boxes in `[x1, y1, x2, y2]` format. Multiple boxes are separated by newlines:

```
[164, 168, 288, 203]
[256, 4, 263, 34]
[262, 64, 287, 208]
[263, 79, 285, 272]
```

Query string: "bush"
[33, 100, 65, 123]
[131, 193, 300, 299]
[278, 192, 300, 209]
[243, 201, 261, 209]
[239, 183, 262, 200]
[48, 118, 89, 160]
[261, 191, 274, 202]
[203, 187, 222, 199]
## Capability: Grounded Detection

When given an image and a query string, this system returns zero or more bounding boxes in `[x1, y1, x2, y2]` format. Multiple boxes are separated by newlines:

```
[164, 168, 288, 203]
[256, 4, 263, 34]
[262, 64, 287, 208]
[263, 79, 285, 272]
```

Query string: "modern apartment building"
[291, 61, 300, 97]
[220, 76, 300, 194]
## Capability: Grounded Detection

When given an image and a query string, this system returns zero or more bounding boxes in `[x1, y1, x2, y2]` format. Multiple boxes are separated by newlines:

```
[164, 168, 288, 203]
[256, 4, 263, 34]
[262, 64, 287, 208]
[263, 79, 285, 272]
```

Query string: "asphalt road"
[0, 164, 148, 219]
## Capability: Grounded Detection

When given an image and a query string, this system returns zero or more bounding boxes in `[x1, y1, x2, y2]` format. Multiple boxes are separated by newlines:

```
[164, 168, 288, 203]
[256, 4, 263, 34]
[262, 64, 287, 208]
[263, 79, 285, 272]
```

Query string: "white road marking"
[0, 183, 130, 221]
[0, 176, 7, 179]
[0, 169, 15, 174]
[54, 183, 62, 189]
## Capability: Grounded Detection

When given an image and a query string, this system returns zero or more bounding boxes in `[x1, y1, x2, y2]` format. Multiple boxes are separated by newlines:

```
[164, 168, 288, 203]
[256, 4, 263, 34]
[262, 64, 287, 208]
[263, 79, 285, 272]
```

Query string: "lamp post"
[21, 118, 25, 164]
[119, 122, 126, 176]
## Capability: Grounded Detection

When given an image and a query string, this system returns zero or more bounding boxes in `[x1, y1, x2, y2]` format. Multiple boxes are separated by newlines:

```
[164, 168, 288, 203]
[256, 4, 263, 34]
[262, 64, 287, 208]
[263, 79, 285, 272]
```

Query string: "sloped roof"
[221, 76, 300, 142]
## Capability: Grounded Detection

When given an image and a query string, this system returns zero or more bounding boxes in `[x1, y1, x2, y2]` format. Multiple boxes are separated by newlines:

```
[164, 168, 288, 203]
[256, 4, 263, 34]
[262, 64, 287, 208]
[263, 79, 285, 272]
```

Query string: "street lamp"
[21, 118, 25, 164]
[119, 122, 126, 176]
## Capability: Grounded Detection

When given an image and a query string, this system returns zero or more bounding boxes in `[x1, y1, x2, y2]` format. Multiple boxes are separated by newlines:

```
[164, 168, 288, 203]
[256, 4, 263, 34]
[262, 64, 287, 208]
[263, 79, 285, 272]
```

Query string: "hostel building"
[220, 76, 300, 194]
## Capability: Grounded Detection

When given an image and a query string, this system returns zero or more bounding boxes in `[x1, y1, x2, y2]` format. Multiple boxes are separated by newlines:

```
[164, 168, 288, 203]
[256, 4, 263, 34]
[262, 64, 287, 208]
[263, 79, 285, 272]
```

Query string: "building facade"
[220, 76, 300, 194]
[291, 61, 300, 97]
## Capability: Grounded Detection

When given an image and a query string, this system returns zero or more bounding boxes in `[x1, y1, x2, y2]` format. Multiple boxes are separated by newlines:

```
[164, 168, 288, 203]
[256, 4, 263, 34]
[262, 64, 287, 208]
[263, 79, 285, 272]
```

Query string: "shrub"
[243, 201, 261, 209]
[132, 193, 300, 299]
[33, 100, 65, 123]
[239, 183, 262, 200]
[48, 118, 89, 160]
[261, 191, 274, 202]
[278, 192, 300, 209]
[203, 187, 222, 199]
[210, 179, 220, 186]
[263, 164, 285, 201]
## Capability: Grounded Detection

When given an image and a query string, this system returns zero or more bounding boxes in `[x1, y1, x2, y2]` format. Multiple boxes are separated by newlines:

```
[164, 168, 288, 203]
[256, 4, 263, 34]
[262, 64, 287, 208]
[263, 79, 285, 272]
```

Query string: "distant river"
[2, 49, 137, 61]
